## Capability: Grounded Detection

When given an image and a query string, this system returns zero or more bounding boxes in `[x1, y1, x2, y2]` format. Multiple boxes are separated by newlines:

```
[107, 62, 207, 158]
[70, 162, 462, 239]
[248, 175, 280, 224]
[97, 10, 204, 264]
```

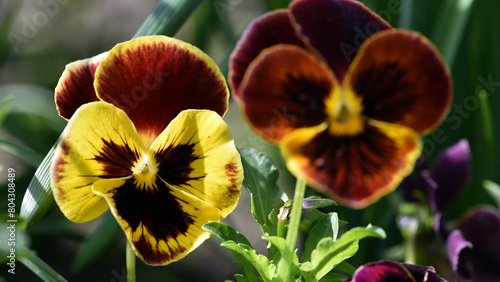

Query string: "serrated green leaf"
[263, 236, 300, 282]
[484, 180, 500, 209]
[204, 222, 259, 281]
[203, 222, 252, 247]
[20, 134, 61, 228]
[302, 213, 339, 262]
[235, 274, 250, 282]
[239, 147, 284, 235]
[71, 212, 122, 273]
[133, 0, 204, 38]
[222, 241, 275, 282]
[300, 225, 386, 281]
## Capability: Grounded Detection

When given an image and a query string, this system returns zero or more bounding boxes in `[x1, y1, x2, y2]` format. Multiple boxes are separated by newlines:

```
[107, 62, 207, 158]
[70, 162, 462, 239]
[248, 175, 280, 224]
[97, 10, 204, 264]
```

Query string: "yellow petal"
[51, 101, 146, 223]
[149, 109, 243, 219]
[280, 119, 421, 209]
[92, 177, 219, 265]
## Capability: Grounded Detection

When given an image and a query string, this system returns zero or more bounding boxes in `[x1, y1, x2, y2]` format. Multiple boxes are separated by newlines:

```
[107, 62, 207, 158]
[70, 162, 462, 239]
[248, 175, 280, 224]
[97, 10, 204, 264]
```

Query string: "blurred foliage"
[0, 0, 498, 281]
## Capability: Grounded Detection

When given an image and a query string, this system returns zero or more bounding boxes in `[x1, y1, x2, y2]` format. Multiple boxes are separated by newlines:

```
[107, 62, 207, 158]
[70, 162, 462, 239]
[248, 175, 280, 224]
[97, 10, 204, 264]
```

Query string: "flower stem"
[126, 240, 136, 282]
[279, 176, 307, 281]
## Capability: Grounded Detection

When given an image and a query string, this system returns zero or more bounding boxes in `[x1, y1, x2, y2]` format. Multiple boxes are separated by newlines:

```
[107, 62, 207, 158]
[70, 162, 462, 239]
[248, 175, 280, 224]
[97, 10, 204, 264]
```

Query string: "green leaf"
[18, 247, 68, 281]
[0, 96, 14, 126]
[300, 225, 386, 281]
[333, 261, 357, 276]
[318, 272, 349, 282]
[71, 212, 122, 273]
[239, 147, 284, 235]
[484, 180, 500, 209]
[20, 134, 61, 228]
[203, 222, 259, 281]
[302, 213, 339, 262]
[431, 0, 475, 67]
[0, 139, 44, 167]
[222, 241, 276, 282]
[263, 236, 300, 282]
[203, 222, 253, 247]
[133, 0, 204, 38]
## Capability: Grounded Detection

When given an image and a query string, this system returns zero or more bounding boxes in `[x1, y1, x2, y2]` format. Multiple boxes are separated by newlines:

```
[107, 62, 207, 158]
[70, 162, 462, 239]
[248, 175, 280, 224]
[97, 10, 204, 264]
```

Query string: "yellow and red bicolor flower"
[51, 35, 243, 265]
[229, 0, 452, 209]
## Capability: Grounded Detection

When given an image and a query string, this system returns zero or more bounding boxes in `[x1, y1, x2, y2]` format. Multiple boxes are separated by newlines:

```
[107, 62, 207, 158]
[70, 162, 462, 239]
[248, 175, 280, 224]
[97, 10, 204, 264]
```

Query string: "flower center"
[325, 87, 364, 136]
[133, 154, 158, 190]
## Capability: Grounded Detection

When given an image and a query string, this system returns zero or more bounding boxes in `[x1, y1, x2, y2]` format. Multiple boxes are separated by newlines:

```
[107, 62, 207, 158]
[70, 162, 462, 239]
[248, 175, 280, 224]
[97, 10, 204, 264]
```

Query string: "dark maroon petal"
[352, 260, 415, 282]
[432, 139, 471, 212]
[229, 10, 307, 100]
[290, 0, 391, 81]
[455, 206, 500, 280]
[54, 52, 106, 119]
[403, 263, 446, 282]
[348, 30, 452, 134]
[239, 45, 334, 143]
[94, 36, 229, 144]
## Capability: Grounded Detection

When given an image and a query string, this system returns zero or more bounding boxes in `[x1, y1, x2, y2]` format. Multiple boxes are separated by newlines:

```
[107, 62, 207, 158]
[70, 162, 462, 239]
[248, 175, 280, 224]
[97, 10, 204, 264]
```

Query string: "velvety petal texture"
[347, 30, 452, 134]
[95, 36, 229, 147]
[230, 0, 452, 209]
[450, 206, 500, 281]
[290, 0, 391, 81]
[229, 10, 307, 98]
[351, 260, 415, 282]
[281, 120, 421, 208]
[54, 52, 107, 120]
[51, 102, 145, 223]
[51, 35, 242, 265]
[240, 45, 335, 143]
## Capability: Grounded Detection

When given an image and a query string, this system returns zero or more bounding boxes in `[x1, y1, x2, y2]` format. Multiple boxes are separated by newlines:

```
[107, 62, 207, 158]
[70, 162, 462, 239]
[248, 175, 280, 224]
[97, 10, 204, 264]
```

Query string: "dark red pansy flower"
[230, 0, 452, 208]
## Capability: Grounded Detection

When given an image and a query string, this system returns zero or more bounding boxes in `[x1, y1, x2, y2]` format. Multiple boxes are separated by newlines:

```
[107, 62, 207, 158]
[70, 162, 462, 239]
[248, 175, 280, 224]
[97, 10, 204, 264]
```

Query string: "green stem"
[404, 218, 418, 265]
[279, 176, 307, 281]
[126, 240, 136, 282]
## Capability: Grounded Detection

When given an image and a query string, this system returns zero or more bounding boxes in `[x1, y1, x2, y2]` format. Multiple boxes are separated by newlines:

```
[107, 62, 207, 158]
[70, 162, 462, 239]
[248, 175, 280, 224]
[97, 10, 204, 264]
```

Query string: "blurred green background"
[0, 0, 499, 281]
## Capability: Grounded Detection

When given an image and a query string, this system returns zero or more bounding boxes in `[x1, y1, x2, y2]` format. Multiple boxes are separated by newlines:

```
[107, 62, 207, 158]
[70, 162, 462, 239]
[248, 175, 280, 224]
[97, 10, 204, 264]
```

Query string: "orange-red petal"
[94, 36, 229, 145]
[347, 30, 452, 134]
[281, 120, 422, 209]
[229, 10, 307, 100]
[54, 52, 106, 120]
[290, 0, 391, 81]
[239, 45, 336, 143]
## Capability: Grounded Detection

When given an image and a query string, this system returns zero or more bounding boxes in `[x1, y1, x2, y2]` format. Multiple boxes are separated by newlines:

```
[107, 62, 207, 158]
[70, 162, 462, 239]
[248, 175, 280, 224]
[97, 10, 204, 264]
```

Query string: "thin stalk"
[126, 240, 136, 282]
[278, 176, 307, 281]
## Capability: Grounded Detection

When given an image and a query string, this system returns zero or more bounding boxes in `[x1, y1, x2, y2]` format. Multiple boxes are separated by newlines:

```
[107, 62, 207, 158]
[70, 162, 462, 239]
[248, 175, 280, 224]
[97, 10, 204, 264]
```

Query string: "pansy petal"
[347, 30, 452, 134]
[92, 177, 219, 265]
[51, 101, 146, 223]
[432, 139, 471, 212]
[446, 230, 472, 274]
[229, 10, 307, 99]
[281, 120, 421, 209]
[352, 260, 415, 282]
[402, 263, 446, 282]
[239, 45, 336, 143]
[290, 0, 391, 81]
[455, 206, 500, 279]
[94, 36, 229, 146]
[54, 52, 107, 120]
[149, 109, 242, 219]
